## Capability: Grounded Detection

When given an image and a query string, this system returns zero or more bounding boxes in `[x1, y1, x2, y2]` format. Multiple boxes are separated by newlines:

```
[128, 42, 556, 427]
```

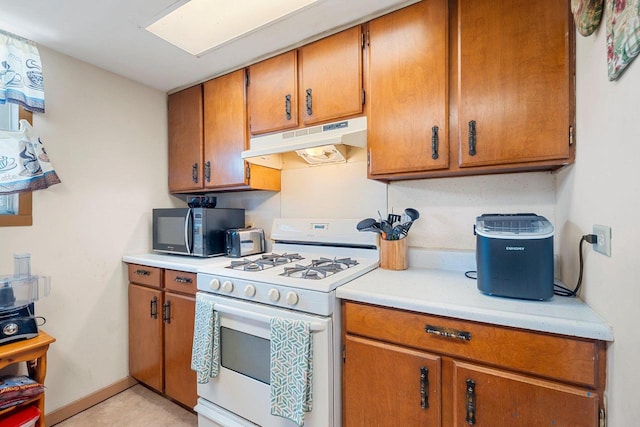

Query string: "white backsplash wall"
[281, 159, 387, 219]
[210, 191, 281, 251]
[223, 161, 556, 254]
[389, 171, 557, 251]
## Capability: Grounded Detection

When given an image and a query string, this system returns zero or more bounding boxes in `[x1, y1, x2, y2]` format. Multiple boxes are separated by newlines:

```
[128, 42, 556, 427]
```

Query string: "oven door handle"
[213, 303, 326, 332]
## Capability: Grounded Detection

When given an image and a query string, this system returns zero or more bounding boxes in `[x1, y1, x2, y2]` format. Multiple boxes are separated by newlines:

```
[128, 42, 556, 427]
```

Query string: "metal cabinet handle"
[431, 126, 439, 160]
[285, 94, 292, 120]
[425, 324, 472, 341]
[466, 379, 476, 425]
[192, 163, 199, 183]
[162, 301, 171, 324]
[306, 88, 313, 116]
[420, 367, 429, 409]
[173, 276, 193, 284]
[468, 120, 477, 156]
[204, 161, 211, 183]
[135, 269, 151, 276]
[150, 296, 158, 319]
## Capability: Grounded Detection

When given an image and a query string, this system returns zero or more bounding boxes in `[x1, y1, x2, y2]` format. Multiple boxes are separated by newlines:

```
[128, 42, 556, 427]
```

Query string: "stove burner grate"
[280, 257, 359, 280]
[226, 253, 304, 271]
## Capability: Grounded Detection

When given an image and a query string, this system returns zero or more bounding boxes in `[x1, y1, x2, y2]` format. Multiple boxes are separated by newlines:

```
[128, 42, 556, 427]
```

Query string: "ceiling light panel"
[146, 0, 321, 56]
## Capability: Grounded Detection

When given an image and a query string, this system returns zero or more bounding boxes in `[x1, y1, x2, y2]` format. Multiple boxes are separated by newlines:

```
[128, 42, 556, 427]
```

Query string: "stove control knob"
[244, 284, 256, 298]
[209, 278, 220, 291]
[285, 291, 299, 306]
[222, 280, 234, 293]
[268, 288, 280, 302]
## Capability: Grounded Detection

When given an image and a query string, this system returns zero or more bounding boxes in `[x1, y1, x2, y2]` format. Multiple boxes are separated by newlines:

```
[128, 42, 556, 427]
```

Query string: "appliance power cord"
[553, 233, 597, 297]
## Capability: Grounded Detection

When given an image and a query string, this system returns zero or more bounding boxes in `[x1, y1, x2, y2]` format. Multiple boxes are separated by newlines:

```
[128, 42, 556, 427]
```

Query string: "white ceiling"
[0, 0, 418, 94]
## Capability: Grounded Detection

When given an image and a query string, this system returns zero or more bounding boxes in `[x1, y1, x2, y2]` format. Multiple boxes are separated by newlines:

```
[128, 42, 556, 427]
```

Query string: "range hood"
[242, 116, 367, 169]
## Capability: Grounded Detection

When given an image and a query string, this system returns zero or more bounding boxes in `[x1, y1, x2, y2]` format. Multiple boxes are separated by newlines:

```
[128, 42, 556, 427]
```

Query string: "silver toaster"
[225, 228, 266, 258]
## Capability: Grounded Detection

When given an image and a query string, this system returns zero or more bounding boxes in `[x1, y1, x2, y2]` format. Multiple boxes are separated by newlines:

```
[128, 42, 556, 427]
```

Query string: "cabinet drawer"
[127, 264, 162, 288]
[344, 302, 601, 387]
[164, 270, 197, 295]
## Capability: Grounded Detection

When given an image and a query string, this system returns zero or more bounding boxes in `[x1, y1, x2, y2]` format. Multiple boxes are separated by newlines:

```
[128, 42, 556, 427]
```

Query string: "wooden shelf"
[0, 330, 56, 427]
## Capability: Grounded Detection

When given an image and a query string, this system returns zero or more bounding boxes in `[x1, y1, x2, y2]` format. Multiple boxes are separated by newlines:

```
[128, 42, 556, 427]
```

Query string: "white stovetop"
[336, 249, 614, 341]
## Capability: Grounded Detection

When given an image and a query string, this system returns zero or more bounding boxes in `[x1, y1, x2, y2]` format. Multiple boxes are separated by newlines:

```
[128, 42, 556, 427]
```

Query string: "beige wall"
[0, 46, 177, 411]
[556, 26, 640, 425]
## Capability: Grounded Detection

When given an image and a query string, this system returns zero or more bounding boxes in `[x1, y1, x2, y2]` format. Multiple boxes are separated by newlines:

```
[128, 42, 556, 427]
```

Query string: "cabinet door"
[248, 50, 298, 135]
[128, 284, 163, 392]
[164, 292, 198, 408]
[457, 0, 572, 168]
[344, 335, 441, 426]
[299, 26, 363, 125]
[203, 69, 247, 188]
[168, 85, 204, 192]
[452, 361, 599, 427]
[368, 0, 449, 176]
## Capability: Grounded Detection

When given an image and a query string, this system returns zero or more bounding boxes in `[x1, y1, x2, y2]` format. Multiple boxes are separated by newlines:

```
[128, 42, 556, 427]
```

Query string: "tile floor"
[52, 384, 197, 426]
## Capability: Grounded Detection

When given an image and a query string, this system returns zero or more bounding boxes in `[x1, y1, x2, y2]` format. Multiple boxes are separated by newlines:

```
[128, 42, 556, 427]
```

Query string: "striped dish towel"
[270, 317, 313, 426]
[191, 295, 220, 384]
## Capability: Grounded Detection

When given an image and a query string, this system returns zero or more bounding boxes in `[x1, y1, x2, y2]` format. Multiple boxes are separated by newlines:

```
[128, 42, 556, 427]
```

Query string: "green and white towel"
[270, 317, 313, 426]
[191, 295, 220, 384]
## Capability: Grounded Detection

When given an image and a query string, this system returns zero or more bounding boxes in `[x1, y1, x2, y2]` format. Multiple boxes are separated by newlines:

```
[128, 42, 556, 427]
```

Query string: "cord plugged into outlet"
[592, 225, 612, 257]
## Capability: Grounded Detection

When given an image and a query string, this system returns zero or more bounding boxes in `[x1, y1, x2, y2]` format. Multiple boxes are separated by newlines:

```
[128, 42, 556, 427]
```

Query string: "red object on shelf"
[0, 405, 40, 427]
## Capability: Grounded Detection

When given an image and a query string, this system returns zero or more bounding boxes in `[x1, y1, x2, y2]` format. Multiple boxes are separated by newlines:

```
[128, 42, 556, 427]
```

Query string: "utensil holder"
[380, 238, 408, 270]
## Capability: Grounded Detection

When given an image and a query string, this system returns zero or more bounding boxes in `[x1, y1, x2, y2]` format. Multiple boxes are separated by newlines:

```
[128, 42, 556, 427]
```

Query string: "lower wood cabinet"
[344, 335, 442, 425]
[127, 264, 197, 409]
[128, 283, 163, 392]
[342, 301, 606, 426]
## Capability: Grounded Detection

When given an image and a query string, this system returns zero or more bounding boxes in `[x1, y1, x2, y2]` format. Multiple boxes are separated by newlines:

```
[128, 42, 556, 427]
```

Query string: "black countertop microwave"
[152, 208, 245, 257]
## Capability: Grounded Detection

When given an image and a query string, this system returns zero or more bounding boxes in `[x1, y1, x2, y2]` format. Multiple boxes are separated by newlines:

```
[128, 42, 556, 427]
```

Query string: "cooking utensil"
[357, 218, 384, 235]
[387, 213, 402, 225]
[390, 208, 420, 239]
[405, 208, 420, 222]
[357, 218, 377, 231]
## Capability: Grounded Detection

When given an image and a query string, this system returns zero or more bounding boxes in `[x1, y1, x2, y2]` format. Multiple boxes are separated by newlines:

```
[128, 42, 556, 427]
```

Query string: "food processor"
[0, 254, 50, 344]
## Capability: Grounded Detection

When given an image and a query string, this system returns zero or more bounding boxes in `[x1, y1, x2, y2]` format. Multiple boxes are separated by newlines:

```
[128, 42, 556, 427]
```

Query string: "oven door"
[195, 292, 333, 427]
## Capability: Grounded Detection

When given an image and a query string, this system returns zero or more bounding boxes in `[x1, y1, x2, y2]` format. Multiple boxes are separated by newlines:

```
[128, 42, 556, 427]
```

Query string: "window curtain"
[0, 29, 45, 113]
[0, 120, 60, 194]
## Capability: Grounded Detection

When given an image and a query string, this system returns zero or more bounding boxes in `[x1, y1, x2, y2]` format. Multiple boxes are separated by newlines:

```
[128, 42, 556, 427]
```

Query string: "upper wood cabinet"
[168, 85, 204, 193]
[203, 69, 247, 189]
[456, 0, 574, 169]
[367, 0, 575, 181]
[367, 0, 449, 177]
[170, 0, 575, 186]
[168, 70, 280, 193]
[247, 50, 299, 135]
[299, 26, 364, 126]
[247, 26, 364, 136]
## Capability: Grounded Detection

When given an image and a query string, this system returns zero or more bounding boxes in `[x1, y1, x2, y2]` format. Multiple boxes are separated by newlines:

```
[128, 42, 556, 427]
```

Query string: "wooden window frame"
[0, 108, 33, 227]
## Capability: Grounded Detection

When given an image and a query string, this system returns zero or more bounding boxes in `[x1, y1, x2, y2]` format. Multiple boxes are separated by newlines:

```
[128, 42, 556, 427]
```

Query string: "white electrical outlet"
[593, 225, 612, 257]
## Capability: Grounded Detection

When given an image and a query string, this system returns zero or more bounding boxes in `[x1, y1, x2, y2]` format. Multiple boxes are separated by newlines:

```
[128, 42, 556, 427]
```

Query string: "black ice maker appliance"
[474, 214, 554, 300]
[0, 254, 50, 344]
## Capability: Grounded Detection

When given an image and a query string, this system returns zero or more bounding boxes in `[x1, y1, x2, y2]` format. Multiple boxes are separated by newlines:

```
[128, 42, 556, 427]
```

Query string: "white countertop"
[337, 250, 614, 342]
[123, 253, 230, 273]
[124, 250, 613, 341]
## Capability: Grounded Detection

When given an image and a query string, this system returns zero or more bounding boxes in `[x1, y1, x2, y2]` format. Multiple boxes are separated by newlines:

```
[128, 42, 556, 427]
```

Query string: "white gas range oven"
[194, 218, 379, 427]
